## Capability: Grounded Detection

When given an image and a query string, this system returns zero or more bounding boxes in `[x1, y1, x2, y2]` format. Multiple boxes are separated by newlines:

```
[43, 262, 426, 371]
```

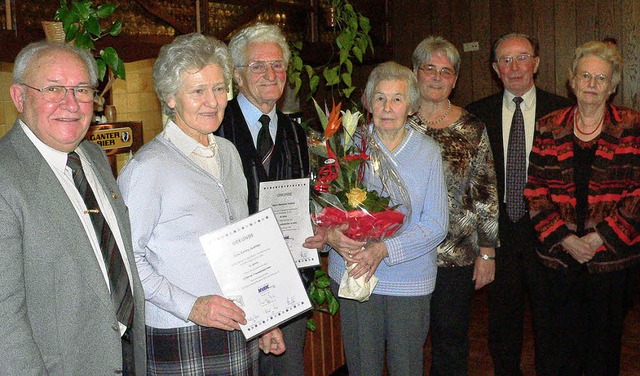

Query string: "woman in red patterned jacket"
[524, 40, 640, 376]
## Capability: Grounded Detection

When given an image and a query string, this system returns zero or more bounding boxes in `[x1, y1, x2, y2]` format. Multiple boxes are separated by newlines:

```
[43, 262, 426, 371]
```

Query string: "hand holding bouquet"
[308, 100, 410, 301]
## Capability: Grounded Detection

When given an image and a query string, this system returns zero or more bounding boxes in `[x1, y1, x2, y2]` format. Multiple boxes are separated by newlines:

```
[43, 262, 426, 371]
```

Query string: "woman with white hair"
[525, 40, 640, 375]
[118, 33, 284, 375]
[327, 61, 449, 376]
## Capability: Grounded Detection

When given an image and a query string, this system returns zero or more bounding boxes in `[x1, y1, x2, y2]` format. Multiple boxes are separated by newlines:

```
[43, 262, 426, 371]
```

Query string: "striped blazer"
[525, 104, 640, 273]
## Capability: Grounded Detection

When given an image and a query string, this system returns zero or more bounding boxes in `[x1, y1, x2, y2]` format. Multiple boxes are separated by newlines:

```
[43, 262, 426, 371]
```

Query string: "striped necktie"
[67, 152, 133, 328]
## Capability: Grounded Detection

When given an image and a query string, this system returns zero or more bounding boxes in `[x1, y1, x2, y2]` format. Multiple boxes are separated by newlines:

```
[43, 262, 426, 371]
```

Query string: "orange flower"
[324, 101, 343, 139]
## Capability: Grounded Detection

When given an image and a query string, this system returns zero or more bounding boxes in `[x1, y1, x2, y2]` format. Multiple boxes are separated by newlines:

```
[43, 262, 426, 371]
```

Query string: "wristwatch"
[479, 253, 495, 261]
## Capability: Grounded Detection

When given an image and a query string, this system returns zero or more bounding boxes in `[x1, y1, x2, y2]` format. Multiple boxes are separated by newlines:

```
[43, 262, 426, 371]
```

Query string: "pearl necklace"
[419, 100, 451, 125]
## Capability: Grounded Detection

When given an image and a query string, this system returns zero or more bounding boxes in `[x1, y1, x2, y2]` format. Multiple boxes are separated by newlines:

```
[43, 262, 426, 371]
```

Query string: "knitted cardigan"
[525, 104, 640, 273]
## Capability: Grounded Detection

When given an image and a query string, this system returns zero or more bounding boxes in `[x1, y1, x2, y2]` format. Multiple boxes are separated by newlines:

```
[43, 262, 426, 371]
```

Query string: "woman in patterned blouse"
[408, 36, 500, 376]
[524, 40, 640, 375]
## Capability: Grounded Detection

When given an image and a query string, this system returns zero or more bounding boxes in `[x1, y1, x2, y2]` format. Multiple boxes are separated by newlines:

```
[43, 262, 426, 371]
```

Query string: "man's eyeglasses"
[238, 60, 287, 74]
[419, 65, 456, 79]
[21, 83, 97, 103]
[576, 71, 609, 86]
[495, 53, 534, 66]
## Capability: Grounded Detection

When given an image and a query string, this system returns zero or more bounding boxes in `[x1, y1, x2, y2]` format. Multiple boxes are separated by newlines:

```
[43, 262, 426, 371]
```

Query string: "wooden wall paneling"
[553, 0, 577, 97]
[390, 2, 432, 67]
[431, 0, 453, 40]
[468, 0, 495, 103]
[513, 0, 535, 37]
[533, 0, 560, 95]
[621, 0, 640, 110]
[575, 0, 597, 45]
[597, 0, 624, 105]
[450, 0, 473, 106]
[490, 0, 516, 38]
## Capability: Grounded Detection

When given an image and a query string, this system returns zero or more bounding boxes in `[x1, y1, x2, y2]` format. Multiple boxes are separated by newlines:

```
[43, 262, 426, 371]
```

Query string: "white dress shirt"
[237, 92, 278, 147]
[20, 121, 133, 333]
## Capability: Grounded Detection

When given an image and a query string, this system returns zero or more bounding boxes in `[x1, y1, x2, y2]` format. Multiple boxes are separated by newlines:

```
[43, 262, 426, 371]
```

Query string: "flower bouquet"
[308, 100, 410, 301]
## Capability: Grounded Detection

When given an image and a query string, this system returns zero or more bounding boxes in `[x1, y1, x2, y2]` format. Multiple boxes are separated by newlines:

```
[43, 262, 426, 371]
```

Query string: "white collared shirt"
[20, 120, 133, 334]
[501, 86, 537, 180]
[163, 119, 221, 180]
[237, 92, 278, 147]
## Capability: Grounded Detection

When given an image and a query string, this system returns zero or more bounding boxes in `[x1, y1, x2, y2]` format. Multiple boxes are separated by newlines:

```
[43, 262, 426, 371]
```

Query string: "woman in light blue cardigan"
[327, 62, 449, 376]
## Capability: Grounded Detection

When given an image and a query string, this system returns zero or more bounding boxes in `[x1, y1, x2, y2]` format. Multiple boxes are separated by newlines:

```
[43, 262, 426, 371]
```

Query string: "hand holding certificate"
[200, 208, 312, 340]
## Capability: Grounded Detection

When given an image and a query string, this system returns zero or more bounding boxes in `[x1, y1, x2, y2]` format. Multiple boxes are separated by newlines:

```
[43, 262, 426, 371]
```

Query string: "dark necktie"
[506, 96, 527, 222]
[257, 114, 274, 172]
[67, 152, 134, 328]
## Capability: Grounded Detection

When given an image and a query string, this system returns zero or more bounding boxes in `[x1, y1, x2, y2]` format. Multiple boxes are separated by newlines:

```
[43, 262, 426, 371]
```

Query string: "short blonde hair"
[569, 40, 623, 90]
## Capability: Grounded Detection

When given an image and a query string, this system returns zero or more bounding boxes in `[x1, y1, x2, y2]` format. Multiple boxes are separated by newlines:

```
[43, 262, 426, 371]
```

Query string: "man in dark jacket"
[466, 33, 573, 376]
[215, 23, 312, 376]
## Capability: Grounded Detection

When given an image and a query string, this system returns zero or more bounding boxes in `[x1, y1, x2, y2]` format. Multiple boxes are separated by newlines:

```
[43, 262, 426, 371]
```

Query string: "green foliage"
[287, 0, 373, 100]
[55, 0, 125, 81]
[307, 269, 339, 331]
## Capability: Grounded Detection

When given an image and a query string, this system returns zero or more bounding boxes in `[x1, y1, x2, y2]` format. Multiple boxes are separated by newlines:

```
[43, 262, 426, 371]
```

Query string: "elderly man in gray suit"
[0, 41, 145, 375]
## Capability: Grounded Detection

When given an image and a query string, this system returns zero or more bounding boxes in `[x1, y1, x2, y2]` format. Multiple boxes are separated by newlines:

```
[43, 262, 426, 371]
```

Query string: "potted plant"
[287, 0, 373, 100]
[53, 0, 125, 110]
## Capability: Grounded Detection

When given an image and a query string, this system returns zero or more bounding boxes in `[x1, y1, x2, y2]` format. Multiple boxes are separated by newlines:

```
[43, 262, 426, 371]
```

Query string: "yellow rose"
[346, 187, 367, 208]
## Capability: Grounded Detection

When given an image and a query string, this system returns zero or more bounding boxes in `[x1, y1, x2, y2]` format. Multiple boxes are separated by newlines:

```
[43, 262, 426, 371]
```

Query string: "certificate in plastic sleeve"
[200, 208, 312, 340]
[259, 178, 320, 268]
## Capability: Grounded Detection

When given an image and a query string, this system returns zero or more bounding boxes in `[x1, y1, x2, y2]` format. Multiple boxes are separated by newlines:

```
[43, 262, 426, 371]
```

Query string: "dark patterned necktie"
[257, 114, 274, 172]
[67, 152, 133, 328]
[506, 96, 527, 222]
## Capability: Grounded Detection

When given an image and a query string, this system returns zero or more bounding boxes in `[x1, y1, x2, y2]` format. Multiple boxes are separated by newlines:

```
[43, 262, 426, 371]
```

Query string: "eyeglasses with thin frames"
[576, 71, 610, 86]
[237, 60, 287, 75]
[21, 83, 97, 103]
[419, 65, 456, 79]
[496, 53, 534, 66]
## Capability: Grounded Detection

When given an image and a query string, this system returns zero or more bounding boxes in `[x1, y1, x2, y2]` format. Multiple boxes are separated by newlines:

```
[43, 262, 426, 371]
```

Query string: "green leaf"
[348, 15, 358, 30]
[305, 65, 315, 78]
[108, 19, 122, 37]
[309, 75, 319, 94]
[336, 33, 346, 49]
[114, 57, 126, 80]
[345, 59, 353, 74]
[323, 66, 340, 85]
[341, 72, 352, 87]
[306, 319, 317, 331]
[101, 47, 126, 80]
[316, 289, 327, 305]
[342, 86, 356, 98]
[314, 269, 327, 279]
[64, 23, 79, 42]
[339, 48, 349, 65]
[312, 97, 328, 129]
[293, 75, 302, 94]
[96, 3, 117, 18]
[327, 293, 339, 315]
[86, 15, 101, 37]
[292, 55, 303, 71]
[359, 14, 371, 34]
[316, 276, 331, 289]
[96, 58, 107, 81]
[74, 32, 95, 50]
[352, 46, 363, 62]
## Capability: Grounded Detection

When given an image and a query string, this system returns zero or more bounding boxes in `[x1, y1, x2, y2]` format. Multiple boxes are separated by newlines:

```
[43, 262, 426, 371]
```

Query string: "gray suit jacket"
[0, 122, 146, 375]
